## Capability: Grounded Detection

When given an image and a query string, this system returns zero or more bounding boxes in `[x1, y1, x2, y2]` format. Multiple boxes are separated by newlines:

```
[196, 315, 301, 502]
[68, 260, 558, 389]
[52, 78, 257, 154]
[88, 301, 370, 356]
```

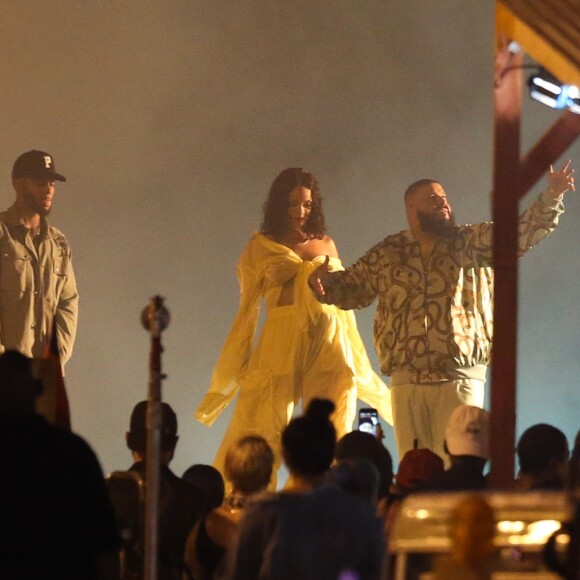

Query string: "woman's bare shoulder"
[312, 234, 338, 258]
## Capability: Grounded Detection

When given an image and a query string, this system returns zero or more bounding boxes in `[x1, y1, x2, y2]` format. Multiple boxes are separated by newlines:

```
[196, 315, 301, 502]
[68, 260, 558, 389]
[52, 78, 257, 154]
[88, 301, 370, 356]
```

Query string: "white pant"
[391, 379, 485, 465]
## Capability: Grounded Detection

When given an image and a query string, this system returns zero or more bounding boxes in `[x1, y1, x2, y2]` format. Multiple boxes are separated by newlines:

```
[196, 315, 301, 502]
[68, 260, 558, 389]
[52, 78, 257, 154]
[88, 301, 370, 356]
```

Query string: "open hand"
[547, 159, 575, 199]
[308, 255, 331, 296]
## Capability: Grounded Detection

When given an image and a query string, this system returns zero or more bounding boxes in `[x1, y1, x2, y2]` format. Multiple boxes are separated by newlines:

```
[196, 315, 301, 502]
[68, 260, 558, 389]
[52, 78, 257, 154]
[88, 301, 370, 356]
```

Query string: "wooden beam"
[518, 110, 580, 199]
[496, 1, 580, 86]
[489, 36, 522, 489]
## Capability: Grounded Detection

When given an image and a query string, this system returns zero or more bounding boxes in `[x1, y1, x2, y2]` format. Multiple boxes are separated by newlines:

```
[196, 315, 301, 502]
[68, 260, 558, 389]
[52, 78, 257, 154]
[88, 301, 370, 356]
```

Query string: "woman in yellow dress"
[196, 168, 391, 484]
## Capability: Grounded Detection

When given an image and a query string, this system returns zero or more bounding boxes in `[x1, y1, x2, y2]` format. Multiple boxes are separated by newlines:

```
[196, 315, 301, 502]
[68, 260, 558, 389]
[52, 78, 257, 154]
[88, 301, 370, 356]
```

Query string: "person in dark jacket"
[126, 401, 206, 580]
[516, 423, 569, 490]
[0, 350, 120, 579]
[226, 399, 385, 580]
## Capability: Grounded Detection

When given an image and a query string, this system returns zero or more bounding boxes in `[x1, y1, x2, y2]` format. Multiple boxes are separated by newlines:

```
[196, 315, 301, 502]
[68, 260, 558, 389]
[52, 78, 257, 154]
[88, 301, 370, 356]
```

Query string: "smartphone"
[358, 407, 379, 436]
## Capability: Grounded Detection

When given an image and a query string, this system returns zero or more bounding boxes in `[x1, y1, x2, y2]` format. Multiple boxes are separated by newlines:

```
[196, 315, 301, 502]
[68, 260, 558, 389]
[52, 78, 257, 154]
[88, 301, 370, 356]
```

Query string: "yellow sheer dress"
[196, 233, 391, 483]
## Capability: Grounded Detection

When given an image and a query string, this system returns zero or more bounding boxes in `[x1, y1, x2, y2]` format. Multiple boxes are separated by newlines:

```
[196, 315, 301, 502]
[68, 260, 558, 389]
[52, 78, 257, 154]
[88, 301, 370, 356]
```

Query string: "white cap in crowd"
[445, 405, 490, 459]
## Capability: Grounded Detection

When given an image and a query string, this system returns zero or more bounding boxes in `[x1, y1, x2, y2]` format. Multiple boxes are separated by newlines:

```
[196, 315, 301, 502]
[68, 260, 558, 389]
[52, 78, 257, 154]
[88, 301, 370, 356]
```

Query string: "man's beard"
[417, 210, 456, 237]
[22, 187, 51, 217]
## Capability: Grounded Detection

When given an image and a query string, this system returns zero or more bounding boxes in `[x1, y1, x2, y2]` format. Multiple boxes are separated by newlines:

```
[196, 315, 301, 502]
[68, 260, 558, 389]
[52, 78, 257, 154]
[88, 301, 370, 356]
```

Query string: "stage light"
[528, 68, 580, 114]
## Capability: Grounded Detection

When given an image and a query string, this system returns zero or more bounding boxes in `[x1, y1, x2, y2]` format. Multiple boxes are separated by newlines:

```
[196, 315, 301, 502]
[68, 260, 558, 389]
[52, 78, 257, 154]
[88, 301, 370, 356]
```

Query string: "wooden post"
[518, 111, 580, 198]
[489, 34, 522, 488]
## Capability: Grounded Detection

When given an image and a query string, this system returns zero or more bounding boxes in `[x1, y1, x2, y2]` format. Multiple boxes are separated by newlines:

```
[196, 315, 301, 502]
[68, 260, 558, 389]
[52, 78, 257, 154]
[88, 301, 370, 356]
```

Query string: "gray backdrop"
[1, 1, 578, 478]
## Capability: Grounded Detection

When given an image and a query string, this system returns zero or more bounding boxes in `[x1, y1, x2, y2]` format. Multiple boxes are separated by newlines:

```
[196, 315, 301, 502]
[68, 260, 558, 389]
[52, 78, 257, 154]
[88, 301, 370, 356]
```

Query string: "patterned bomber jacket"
[320, 193, 564, 384]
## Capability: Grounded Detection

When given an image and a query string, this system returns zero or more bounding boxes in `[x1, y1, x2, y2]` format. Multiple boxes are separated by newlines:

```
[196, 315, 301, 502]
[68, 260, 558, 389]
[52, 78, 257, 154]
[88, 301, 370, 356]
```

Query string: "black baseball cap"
[12, 150, 66, 182]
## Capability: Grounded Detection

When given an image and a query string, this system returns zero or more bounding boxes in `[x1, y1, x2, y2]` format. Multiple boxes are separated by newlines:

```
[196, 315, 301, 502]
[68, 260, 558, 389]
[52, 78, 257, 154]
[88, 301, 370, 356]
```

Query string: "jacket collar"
[3, 203, 50, 238]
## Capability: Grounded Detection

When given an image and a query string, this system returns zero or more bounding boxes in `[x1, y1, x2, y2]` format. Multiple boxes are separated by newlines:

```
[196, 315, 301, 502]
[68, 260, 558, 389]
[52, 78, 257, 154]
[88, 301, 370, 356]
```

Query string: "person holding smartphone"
[358, 408, 381, 438]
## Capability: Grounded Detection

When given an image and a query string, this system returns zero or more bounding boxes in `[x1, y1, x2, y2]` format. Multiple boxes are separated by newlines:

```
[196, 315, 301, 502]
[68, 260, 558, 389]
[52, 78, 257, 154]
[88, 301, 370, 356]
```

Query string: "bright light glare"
[530, 89, 558, 109]
[506, 520, 561, 546]
[531, 77, 561, 94]
[555, 533, 570, 546]
[527, 520, 561, 543]
[498, 520, 525, 533]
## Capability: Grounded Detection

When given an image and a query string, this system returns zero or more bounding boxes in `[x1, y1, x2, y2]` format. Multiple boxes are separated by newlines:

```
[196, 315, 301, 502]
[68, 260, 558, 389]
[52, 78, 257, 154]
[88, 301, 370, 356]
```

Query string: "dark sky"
[1, 1, 578, 476]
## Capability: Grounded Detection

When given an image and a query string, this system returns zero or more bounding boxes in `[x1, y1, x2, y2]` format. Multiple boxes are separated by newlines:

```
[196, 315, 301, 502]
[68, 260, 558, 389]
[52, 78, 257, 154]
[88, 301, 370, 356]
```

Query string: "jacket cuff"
[540, 191, 565, 210]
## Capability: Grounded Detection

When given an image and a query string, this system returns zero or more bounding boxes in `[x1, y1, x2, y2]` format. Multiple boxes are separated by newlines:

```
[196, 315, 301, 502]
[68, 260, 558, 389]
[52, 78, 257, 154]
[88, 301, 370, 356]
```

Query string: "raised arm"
[546, 159, 575, 201]
[516, 159, 573, 255]
[463, 160, 574, 264]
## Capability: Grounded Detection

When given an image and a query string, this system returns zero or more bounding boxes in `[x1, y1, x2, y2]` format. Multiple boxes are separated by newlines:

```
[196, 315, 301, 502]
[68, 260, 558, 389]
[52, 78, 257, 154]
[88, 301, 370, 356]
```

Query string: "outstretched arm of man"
[307, 250, 379, 310]
[546, 159, 575, 201]
[513, 159, 575, 256]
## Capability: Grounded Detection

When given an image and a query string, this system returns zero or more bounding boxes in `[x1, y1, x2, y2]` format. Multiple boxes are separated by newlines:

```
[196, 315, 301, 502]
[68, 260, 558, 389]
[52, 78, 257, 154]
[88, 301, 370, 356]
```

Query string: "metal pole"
[140, 296, 170, 580]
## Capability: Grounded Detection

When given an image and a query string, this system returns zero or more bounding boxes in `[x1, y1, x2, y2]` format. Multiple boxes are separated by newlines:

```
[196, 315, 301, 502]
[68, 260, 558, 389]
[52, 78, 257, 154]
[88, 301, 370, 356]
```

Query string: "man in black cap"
[125, 401, 207, 580]
[0, 150, 78, 365]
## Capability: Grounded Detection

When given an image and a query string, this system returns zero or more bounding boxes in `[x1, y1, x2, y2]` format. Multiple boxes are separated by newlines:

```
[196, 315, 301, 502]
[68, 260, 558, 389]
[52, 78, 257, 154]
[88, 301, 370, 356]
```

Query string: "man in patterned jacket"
[309, 162, 574, 461]
[0, 150, 78, 366]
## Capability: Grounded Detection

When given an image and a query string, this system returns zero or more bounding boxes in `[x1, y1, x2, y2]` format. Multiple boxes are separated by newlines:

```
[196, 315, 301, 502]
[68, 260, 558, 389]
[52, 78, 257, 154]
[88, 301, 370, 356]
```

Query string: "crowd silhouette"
[0, 350, 578, 579]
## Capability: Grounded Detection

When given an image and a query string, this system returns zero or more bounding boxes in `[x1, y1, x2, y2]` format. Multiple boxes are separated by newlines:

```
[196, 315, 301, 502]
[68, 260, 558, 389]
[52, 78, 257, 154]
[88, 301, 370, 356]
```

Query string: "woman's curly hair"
[260, 168, 327, 240]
